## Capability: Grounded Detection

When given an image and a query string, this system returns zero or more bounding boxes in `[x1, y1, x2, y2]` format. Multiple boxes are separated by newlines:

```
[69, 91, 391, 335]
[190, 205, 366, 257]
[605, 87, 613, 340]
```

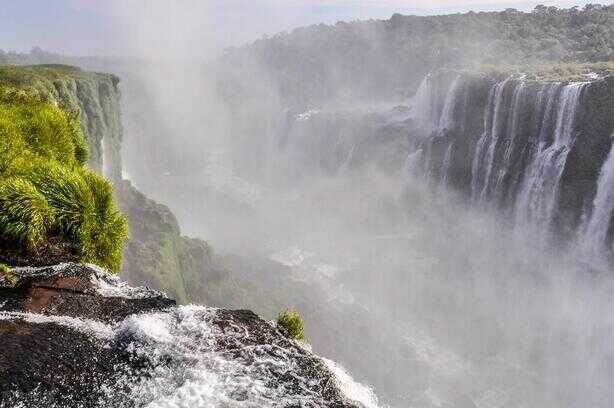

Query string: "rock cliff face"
[116, 180, 221, 303]
[0, 263, 365, 408]
[51, 68, 123, 182]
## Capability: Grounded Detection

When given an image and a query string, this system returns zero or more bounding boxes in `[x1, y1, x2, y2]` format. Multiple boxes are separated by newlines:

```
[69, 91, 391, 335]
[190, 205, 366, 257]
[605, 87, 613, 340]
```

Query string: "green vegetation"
[0, 65, 123, 177]
[0, 263, 16, 285]
[479, 61, 614, 82]
[277, 309, 307, 341]
[0, 78, 127, 272]
[222, 4, 614, 104]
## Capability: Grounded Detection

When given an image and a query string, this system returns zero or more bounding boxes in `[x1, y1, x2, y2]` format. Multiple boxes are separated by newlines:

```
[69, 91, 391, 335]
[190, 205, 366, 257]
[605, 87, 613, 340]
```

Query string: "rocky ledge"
[0, 263, 366, 408]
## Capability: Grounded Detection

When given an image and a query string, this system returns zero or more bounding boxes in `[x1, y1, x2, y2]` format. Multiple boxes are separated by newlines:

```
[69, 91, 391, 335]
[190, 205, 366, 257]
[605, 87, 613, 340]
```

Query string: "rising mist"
[101, 3, 614, 407]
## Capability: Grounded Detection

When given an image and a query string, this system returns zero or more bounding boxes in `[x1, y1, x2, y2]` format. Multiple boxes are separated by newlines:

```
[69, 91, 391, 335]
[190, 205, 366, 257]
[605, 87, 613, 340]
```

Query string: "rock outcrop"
[0, 263, 365, 408]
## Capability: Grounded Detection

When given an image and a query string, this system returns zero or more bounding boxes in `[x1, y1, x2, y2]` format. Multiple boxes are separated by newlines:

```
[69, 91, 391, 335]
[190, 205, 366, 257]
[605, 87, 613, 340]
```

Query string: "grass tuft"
[0, 178, 54, 249]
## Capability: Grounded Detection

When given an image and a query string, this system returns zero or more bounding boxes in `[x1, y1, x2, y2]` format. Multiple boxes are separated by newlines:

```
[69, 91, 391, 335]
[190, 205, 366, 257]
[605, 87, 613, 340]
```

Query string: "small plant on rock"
[0, 263, 17, 285]
[277, 309, 306, 341]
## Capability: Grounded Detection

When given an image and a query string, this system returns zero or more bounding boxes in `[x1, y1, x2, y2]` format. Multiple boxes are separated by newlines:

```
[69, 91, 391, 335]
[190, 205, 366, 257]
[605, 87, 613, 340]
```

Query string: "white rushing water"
[581, 139, 614, 268]
[410, 74, 436, 130]
[440, 144, 453, 187]
[514, 82, 586, 234]
[473, 78, 512, 203]
[493, 82, 525, 201]
[3, 306, 381, 408]
[437, 75, 462, 134]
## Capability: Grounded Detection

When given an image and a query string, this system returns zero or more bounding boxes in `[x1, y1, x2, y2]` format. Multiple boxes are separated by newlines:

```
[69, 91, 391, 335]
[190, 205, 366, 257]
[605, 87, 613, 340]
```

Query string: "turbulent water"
[2, 306, 379, 408]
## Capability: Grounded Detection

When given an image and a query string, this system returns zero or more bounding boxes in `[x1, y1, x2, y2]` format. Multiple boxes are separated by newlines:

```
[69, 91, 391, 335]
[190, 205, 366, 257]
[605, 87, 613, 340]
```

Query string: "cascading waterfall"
[437, 75, 462, 135]
[465, 78, 586, 233]
[470, 84, 498, 201]
[409, 74, 463, 182]
[514, 83, 563, 226]
[404, 149, 423, 179]
[440, 144, 454, 186]
[513, 82, 586, 233]
[493, 82, 526, 201]
[580, 139, 614, 267]
[412, 71, 597, 255]
[472, 79, 513, 202]
[410, 74, 436, 130]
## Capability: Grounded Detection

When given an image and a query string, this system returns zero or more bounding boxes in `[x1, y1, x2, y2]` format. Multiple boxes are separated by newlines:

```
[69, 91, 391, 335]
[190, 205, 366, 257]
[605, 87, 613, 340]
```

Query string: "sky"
[0, 0, 597, 56]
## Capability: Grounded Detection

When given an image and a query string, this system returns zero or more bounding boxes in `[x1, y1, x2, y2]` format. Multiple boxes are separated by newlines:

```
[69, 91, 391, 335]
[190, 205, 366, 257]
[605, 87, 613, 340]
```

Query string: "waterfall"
[493, 83, 526, 201]
[479, 80, 514, 202]
[440, 144, 454, 186]
[514, 83, 586, 233]
[410, 74, 436, 130]
[580, 139, 614, 267]
[514, 83, 562, 225]
[404, 148, 423, 180]
[412, 74, 463, 183]
[411, 73, 462, 134]
[471, 79, 512, 202]
[471, 85, 498, 201]
[437, 75, 462, 134]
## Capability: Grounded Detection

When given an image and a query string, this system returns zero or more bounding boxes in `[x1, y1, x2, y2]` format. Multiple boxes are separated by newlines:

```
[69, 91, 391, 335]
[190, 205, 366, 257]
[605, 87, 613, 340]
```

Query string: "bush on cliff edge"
[0, 86, 127, 272]
[277, 309, 306, 341]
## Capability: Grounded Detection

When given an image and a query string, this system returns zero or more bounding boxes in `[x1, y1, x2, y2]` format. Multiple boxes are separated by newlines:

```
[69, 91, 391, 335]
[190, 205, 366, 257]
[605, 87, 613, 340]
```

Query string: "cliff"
[0, 65, 122, 181]
[116, 180, 222, 303]
[0, 64, 222, 298]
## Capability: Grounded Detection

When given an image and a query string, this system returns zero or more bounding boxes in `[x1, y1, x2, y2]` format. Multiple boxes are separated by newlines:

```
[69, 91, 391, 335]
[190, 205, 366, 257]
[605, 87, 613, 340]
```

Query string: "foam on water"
[322, 358, 381, 408]
[0, 311, 115, 339]
[3, 305, 380, 407]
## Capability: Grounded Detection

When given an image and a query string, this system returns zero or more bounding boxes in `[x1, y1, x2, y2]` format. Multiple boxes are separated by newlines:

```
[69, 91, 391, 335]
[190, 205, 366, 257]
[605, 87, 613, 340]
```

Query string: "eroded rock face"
[0, 264, 366, 408]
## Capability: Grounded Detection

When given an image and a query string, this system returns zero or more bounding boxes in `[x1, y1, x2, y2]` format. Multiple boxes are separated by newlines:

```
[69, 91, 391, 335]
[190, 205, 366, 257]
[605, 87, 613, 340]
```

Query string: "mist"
[97, 2, 614, 407]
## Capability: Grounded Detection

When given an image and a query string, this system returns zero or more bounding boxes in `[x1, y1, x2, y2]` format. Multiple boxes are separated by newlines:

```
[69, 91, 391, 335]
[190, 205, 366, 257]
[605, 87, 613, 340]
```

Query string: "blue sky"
[0, 0, 595, 56]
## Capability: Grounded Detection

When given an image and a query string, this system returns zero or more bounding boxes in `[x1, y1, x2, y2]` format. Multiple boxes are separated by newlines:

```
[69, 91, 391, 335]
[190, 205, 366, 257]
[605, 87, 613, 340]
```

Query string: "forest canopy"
[221, 4, 614, 104]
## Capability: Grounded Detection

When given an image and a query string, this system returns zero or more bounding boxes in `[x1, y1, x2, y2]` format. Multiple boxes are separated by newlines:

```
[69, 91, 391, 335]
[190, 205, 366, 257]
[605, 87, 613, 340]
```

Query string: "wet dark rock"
[0, 263, 174, 322]
[0, 263, 361, 408]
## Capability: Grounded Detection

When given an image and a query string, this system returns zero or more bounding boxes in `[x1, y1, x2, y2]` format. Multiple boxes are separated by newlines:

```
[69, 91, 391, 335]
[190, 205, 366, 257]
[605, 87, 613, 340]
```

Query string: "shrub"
[0, 263, 16, 285]
[0, 178, 54, 248]
[277, 309, 306, 341]
[25, 163, 128, 272]
[27, 163, 94, 238]
[79, 170, 128, 272]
